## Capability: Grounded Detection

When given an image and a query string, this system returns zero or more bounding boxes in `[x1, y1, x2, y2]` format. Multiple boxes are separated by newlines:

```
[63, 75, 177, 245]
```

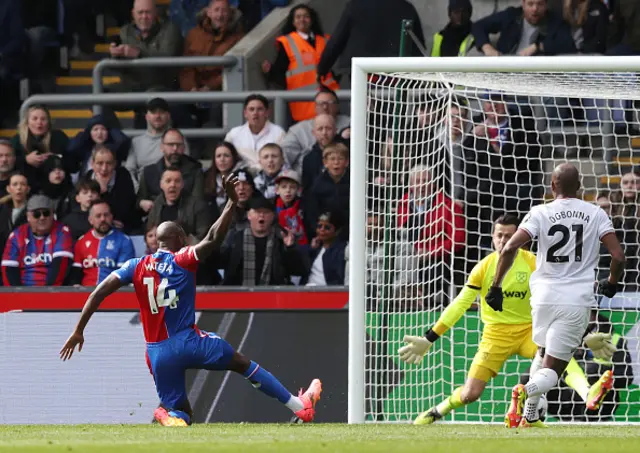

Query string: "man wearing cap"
[125, 98, 190, 185]
[218, 195, 309, 286]
[1, 195, 73, 286]
[229, 169, 257, 231]
[431, 0, 475, 57]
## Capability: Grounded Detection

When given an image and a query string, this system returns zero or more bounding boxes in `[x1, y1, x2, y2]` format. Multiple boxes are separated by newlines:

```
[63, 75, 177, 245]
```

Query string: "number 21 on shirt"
[144, 277, 179, 314]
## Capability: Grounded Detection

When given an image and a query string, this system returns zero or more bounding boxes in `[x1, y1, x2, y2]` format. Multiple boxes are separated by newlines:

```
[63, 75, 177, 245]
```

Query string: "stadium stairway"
[0, 0, 176, 139]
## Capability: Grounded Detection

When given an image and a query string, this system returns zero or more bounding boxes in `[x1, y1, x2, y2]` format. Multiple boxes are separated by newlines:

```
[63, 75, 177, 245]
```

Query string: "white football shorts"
[531, 304, 590, 362]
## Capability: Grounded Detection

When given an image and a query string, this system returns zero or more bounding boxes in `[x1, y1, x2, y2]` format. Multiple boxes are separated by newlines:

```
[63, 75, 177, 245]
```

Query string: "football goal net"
[348, 56, 640, 424]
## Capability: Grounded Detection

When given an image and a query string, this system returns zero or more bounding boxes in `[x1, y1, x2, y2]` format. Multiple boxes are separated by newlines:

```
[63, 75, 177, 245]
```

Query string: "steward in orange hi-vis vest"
[276, 32, 340, 122]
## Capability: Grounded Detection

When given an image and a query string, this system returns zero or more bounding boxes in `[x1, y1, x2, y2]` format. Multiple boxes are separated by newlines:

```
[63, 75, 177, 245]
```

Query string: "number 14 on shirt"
[144, 277, 179, 313]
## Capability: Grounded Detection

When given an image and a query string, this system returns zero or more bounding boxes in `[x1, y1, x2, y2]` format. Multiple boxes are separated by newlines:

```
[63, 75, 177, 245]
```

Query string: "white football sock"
[285, 395, 304, 412]
[529, 353, 543, 378]
[523, 368, 558, 421]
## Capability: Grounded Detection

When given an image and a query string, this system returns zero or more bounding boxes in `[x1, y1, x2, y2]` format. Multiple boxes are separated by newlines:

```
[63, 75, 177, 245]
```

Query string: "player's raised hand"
[223, 174, 239, 203]
[485, 286, 504, 312]
[60, 331, 84, 361]
[583, 332, 617, 361]
[398, 335, 433, 364]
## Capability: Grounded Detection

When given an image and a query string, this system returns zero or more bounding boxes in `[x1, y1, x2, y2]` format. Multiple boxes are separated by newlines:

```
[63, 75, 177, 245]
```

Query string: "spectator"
[180, 0, 245, 93]
[138, 129, 204, 214]
[431, 0, 475, 57]
[229, 169, 256, 229]
[66, 114, 131, 176]
[317, 0, 425, 85]
[39, 155, 73, 219]
[126, 98, 190, 183]
[110, 0, 183, 93]
[562, 0, 608, 53]
[170, 0, 211, 36]
[303, 142, 350, 242]
[365, 209, 385, 296]
[595, 191, 615, 284]
[462, 93, 543, 250]
[0, 172, 29, 253]
[301, 114, 338, 194]
[281, 88, 350, 174]
[218, 195, 308, 285]
[145, 223, 159, 254]
[473, 0, 576, 56]
[11, 106, 70, 192]
[304, 210, 348, 286]
[147, 167, 212, 241]
[607, 0, 640, 55]
[254, 143, 287, 200]
[224, 94, 285, 174]
[61, 179, 101, 241]
[0, 140, 18, 198]
[444, 99, 475, 199]
[0, 0, 24, 125]
[1, 195, 73, 286]
[87, 145, 140, 233]
[69, 200, 135, 286]
[262, 4, 339, 123]
[610, 170, 640, 290]
[275, 169, 306, 246]
[395, 165, 466, 304]
[203, 141, 245, 215]
[22, 0, 59, 92]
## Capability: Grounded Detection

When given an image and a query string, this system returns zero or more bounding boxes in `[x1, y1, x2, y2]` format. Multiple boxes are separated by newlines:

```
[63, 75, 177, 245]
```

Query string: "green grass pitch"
[1, 424, 640, 453]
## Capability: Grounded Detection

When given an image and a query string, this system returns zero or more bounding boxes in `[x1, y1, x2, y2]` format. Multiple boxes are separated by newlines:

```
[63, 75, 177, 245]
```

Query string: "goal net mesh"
[363, 71, 640, 423]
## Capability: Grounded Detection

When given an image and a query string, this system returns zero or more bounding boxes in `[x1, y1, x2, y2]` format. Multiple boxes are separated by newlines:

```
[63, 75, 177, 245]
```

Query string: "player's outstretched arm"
[59, 274, 123, 361]
[194, 175, 239, 262]
[598, 232, 626, 298]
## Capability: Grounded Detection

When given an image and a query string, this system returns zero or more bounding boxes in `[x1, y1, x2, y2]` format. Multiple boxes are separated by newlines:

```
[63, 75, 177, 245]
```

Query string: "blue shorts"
[145, 328, 235, 410]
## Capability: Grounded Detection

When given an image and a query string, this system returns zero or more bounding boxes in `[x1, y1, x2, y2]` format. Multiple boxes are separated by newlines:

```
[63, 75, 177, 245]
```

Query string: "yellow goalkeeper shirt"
[433, 250, 536, 335]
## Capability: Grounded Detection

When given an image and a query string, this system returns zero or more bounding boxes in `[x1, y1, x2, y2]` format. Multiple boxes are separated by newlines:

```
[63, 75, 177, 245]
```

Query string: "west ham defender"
[60, 176, 321, 426]
[486, 163, 626, 428]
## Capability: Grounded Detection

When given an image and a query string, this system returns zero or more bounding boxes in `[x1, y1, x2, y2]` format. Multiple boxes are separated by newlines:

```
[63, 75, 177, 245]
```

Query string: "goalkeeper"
[398, 214, 616, 426]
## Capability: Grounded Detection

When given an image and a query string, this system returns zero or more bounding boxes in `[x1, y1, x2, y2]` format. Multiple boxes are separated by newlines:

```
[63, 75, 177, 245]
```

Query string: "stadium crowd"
[0, 0, 639, 309]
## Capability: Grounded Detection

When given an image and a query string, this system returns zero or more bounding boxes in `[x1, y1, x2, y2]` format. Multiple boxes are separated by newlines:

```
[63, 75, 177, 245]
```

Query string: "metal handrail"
[91, 56, 240, 94]
[20, 90, 352, 130]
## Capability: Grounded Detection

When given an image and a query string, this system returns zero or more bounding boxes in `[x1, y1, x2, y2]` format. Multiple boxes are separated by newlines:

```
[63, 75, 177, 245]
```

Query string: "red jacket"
[396, 190, 465, 257]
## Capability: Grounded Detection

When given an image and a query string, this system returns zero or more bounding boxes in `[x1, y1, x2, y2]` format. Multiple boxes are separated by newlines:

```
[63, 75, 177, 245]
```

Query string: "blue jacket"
[305, 238, 348, 286]
[472, 7, 576, 56]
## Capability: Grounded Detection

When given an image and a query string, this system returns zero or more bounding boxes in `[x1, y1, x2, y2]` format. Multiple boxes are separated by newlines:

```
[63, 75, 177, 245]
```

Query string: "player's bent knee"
[226, 351, 251, 374]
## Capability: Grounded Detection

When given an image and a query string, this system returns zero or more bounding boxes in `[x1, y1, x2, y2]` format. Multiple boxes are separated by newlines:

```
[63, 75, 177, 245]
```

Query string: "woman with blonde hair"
[10, 106, 69, 192]
[562, 0, 608, 54]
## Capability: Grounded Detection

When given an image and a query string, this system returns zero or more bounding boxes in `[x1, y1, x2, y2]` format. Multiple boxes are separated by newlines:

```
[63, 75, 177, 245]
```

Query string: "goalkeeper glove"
[485, 286, 504, 312]
[598, 279, 618, 298]
[583, 332, 617, 361]
[398, 335, 433, 365]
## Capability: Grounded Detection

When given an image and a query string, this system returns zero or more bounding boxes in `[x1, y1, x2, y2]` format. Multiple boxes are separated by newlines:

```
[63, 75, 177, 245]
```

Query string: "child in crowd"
[254, 143, 288, 200]
[61, 178, 101, 240]
[275, 169, 307, 246]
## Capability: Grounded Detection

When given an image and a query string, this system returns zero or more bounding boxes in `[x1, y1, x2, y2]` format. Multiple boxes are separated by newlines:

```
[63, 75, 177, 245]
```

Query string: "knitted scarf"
[242, 227, 275, 286]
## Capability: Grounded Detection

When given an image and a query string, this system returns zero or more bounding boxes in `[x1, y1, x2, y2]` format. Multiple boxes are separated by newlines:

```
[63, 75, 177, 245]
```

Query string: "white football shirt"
[519, 198, 614, 307]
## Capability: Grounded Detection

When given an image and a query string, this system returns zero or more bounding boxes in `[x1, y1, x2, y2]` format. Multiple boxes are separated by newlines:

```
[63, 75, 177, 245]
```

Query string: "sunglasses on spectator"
[32, 209, 51, 219]
[316, 223, 334, 231]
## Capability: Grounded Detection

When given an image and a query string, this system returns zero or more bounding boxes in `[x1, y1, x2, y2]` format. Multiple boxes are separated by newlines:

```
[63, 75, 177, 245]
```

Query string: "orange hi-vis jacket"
[276, 32, 340, 122]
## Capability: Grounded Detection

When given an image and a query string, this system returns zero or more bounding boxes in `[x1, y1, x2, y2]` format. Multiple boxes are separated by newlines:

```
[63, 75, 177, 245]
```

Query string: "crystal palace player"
[486, 163, 626, 428]
[60, 176, 322, 427]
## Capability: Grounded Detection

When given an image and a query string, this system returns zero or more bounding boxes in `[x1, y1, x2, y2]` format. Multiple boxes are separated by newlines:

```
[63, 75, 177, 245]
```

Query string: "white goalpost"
[349, 56, 640, 424]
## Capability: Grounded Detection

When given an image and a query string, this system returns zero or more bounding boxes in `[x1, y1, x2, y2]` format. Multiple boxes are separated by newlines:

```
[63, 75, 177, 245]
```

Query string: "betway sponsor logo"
[503, 290, 528, 299]
[83, 256, 116, 268]
[23, 253, 53, 266]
